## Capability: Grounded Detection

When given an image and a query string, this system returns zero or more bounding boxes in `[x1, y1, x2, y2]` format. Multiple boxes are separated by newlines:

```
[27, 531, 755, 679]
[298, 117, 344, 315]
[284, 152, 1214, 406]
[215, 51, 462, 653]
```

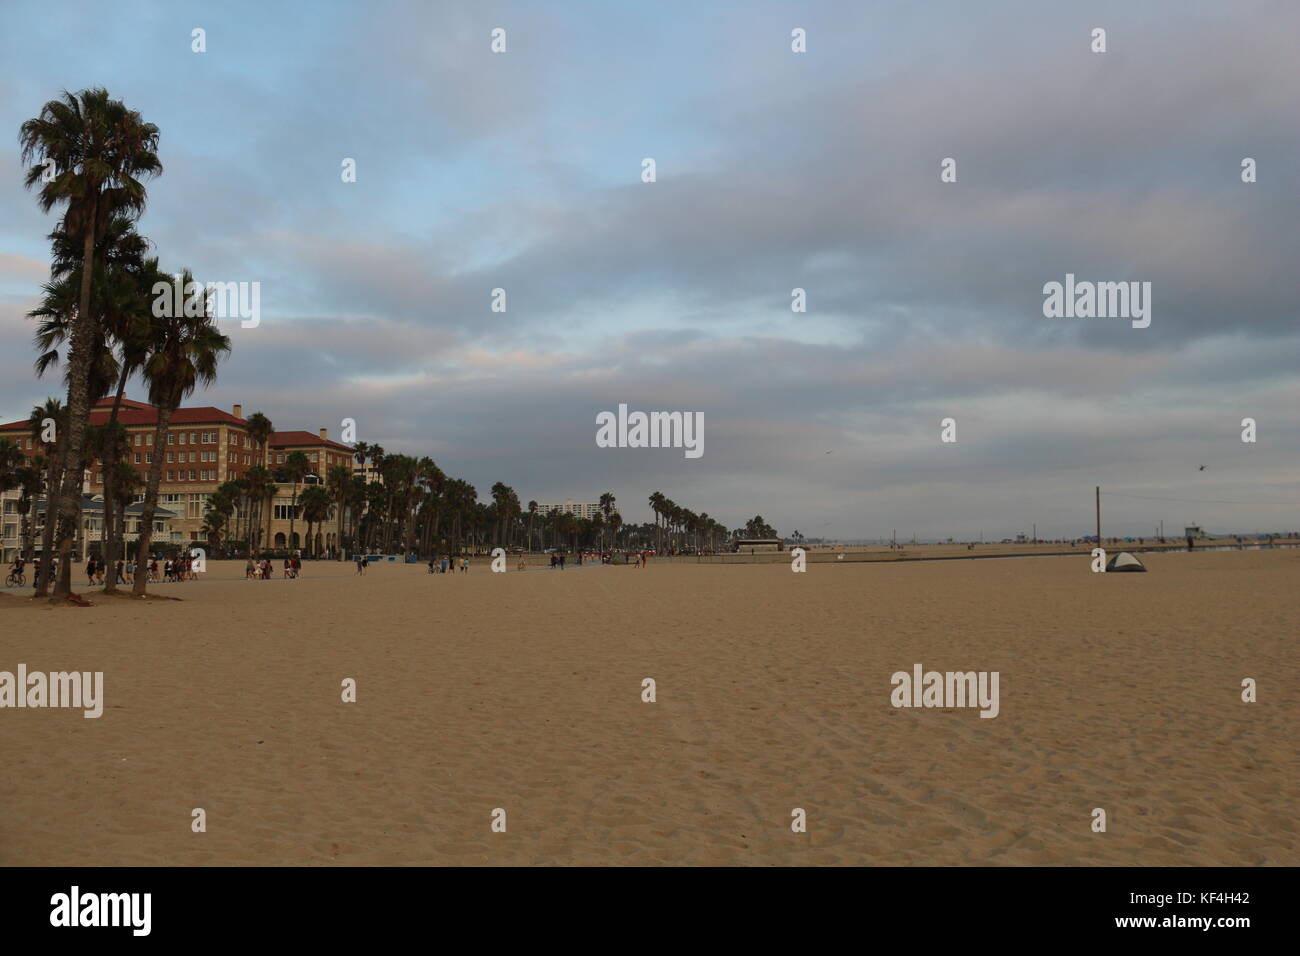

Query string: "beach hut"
[1105, 551, 1147, 572]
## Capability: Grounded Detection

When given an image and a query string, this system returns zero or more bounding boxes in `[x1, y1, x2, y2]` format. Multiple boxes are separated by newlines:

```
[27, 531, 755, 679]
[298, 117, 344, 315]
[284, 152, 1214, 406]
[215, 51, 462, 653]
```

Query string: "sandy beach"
[1, 549, 1295, 866]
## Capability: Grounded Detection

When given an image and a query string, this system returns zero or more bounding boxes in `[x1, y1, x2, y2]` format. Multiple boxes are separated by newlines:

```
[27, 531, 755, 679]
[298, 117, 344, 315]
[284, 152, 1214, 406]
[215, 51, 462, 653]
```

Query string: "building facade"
[534, 499, 604, 519]
[1, 397, 356, 558]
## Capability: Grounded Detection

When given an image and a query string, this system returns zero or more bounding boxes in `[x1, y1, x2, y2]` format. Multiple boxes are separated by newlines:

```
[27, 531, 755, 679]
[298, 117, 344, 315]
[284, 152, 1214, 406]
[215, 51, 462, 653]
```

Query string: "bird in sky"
[1199, 465, 1206, 471]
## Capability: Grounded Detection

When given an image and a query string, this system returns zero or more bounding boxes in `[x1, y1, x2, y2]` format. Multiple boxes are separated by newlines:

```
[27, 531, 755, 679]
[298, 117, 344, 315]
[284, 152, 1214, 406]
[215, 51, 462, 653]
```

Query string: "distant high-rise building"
[534, 499, 603, 519]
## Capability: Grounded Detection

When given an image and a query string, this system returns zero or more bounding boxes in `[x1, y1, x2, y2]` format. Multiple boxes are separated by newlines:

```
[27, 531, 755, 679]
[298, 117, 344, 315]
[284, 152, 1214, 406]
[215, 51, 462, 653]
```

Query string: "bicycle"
[5, 570, 24, 587]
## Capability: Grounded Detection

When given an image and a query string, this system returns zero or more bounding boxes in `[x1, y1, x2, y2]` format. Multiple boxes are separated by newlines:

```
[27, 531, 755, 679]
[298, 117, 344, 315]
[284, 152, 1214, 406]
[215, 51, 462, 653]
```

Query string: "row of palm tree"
[18, 87, 231, 598]
[647, 491, 730, 552]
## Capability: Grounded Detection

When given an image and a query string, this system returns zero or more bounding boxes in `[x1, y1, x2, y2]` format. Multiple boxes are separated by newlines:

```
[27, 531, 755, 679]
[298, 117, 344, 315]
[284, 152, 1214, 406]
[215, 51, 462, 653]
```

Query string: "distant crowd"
[247, 556, 303, 579]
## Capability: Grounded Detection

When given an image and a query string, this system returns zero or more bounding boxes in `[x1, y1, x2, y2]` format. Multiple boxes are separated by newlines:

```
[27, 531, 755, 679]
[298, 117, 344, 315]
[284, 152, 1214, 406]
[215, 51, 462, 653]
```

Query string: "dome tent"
[1106, 551, 1147, 572]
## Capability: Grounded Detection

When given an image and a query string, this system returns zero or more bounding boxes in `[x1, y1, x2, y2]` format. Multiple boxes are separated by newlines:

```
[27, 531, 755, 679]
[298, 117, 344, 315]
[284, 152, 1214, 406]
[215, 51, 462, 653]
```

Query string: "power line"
[1105, 491, 1297, 506]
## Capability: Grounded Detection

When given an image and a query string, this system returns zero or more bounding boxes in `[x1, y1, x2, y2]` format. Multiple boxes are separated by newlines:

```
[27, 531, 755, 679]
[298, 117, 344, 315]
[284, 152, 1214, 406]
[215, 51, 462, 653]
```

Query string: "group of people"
[429, 555, 469, 574]
[246, 556, 302, 579]
[8, 553, 196, 589]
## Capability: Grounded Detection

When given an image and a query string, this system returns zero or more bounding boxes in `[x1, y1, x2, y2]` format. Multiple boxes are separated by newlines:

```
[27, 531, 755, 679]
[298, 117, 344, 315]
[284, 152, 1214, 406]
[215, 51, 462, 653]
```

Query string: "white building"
[1, 490, 178, 563]
[535, 499, 603, 519]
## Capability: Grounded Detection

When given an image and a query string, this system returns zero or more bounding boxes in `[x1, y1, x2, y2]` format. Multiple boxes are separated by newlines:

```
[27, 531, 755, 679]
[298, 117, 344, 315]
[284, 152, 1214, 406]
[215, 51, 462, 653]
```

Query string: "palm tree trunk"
[288, 480, 298, 551]
[35, 450, 64, 597]
[50, 221, 99, 598]
[19, 506, 34, 563]
[132, 404, 175, 595]
[101, 371, 129, 593]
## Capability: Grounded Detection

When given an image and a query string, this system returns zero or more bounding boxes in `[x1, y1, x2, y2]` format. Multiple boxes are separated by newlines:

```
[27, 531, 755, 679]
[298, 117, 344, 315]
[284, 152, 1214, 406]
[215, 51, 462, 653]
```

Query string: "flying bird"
[1199, 465, 1206, 471]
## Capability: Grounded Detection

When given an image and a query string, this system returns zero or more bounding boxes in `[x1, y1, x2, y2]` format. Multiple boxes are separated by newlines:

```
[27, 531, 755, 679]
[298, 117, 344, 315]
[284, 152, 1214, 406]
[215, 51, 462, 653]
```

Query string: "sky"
[1, 0, 1297, 540]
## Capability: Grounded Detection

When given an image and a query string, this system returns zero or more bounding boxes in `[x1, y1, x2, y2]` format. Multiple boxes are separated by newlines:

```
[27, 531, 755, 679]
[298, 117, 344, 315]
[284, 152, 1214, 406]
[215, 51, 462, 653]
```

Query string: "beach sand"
[1, 549, 1296, 866]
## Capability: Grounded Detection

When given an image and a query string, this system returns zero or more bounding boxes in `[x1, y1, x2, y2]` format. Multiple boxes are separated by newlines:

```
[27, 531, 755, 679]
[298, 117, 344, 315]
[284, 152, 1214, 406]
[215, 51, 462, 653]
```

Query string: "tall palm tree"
[20, 88, 161, 599]
[648, 491, 665, 552]
[47, 228, 153, 586]
[326, 463, 352, 559]
[348, 475, 369, 555]
[242, 466, 273, 555]
[282, 450, 309, 550]
[83, 420, 129, 566]
[108, 459, 140, 575]
[243, 412, 273, 548]
[299, 485, 332, 557]
[132, 268, 230, 595]
[599, 492, 616, 549]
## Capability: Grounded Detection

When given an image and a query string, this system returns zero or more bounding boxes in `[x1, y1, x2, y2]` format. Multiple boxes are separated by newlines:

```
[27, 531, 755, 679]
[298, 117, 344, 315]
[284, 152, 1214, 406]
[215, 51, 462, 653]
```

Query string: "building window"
[167, 451, 174, 463]
[134, 453, 141, 464]
[168, 433, 174, 445]
[145, 453, 153, 464]
[146, 433, 153, 446]
[189, 470, 196, 481]
[167, 470, 175, 481]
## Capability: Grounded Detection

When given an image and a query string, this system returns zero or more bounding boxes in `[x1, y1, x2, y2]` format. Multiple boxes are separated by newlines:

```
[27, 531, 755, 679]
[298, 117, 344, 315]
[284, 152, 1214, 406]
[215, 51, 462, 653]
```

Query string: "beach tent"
[1106, 551, 1147, 572]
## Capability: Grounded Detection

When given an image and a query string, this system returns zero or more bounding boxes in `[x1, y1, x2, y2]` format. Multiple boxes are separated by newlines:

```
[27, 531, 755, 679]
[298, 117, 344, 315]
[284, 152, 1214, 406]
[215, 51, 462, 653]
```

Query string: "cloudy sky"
[2, 0, 1297, 540]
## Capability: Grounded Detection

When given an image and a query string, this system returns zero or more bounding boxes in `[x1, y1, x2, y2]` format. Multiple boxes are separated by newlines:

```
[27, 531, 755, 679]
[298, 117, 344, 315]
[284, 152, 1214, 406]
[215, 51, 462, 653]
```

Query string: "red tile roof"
[270, 430, 353, 452]
[88, 406, 249, 427]
[2, 399, 352, 452]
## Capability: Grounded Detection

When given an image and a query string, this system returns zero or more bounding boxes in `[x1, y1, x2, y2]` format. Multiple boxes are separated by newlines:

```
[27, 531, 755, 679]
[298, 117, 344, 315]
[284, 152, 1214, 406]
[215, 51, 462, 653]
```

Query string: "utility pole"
[1033, 522, 1036, 543]
[1095, 486, 1101, 544]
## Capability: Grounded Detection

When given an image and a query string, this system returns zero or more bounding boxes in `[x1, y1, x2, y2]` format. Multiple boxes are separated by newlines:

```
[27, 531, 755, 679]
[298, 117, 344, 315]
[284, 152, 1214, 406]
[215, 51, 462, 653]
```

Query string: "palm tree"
[299, 485, 332, 557]
[132, 268, 230, 595]
[20, 88, 161, 598]
[108, 459, 140, 574]
[348, 475, 369, 555]
[83, 419, 131, 586]
[326, 463, 352, 559]
[243, 412, 273, 547]
[39, 220, 153, 586]
[648, 491, 666, 552]
[599, 492, 616, 549]
[282, 450, 309, 550]
[242, 466, 273, 555]
[352, 441, 371, 477]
